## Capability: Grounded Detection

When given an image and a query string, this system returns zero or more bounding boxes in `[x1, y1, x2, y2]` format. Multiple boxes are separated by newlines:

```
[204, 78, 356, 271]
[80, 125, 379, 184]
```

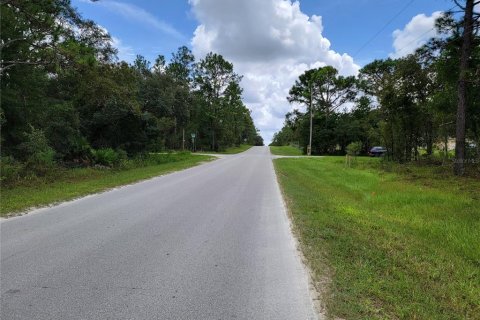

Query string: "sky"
[72, 0, 454, 144]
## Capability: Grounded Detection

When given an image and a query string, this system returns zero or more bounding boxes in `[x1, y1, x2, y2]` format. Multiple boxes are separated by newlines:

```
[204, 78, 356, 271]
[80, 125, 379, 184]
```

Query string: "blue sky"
[304, 0, 451, 63]
[72, 0, 454, 143]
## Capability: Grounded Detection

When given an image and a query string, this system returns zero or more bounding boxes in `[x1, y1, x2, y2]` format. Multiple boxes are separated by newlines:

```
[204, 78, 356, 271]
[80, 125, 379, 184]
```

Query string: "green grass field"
[202, 144, 253, 154]
[274, 156, 480, 319]
[217, 144, 253, 154]
[1, 154, 213, 217]
[269, 145, 304, 156]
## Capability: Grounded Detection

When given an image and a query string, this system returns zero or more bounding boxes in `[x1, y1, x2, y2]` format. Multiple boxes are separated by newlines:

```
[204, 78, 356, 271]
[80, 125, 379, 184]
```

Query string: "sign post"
[191, 133, 196, 152]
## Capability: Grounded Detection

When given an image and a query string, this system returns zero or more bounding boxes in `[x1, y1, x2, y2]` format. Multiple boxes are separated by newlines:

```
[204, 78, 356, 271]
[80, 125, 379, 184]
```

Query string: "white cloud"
[93, 23, 135, 63]
[189, 0, 359, 144]
[84, 0, 184, 40]
[390, 11, 443, 58]
[111, 36, 135, 63]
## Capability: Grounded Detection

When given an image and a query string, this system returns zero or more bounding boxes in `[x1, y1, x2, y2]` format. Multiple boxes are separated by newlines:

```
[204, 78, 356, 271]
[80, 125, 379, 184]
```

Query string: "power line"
[352, 0, 416, 58]
[393, 5, 476, 57]
[393, 27, 436, 56]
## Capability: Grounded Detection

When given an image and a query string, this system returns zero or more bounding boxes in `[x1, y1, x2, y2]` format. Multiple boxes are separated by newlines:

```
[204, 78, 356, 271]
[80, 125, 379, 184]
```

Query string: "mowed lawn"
[1, 154, 213, 217]
[204, 144, 253, 154]
[274, 157, 480, 319]
[270, 145, 304, 156]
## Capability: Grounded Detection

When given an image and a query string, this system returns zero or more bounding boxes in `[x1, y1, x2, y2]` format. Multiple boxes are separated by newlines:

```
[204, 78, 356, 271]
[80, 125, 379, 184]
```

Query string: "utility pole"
[308, 80, 313, 156]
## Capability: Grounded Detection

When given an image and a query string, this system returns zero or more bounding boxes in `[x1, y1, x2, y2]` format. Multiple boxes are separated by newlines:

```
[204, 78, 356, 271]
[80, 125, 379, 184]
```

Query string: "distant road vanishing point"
[1, 146, 317, 320]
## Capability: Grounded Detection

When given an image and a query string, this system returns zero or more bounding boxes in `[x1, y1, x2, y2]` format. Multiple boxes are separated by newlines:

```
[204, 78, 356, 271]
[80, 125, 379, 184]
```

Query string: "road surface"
[1, 147, 317, 320]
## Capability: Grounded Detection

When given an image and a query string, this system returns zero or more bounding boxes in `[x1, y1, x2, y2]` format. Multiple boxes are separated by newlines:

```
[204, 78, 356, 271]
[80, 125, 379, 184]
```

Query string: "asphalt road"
[1, 146, 317, 320]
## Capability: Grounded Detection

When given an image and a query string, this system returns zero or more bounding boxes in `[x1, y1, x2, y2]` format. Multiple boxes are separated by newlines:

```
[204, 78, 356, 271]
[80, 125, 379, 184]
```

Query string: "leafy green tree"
[359, 56, 436, 162]
[194, 52, 242, 151]
[153, 55, 166, 74]
[0, 0, 262, 182]
[423, 1, 480, 173]
[166, 47, 195, 149]
[0, 0, 115, 75]
[18, 126, 56, 174]
[452, 0, 479, 174]
[288, 66, 356, 155]
[166, 46, 195, 85]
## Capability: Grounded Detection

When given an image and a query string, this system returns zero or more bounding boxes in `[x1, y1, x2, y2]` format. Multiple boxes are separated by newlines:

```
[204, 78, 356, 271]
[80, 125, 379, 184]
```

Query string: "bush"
[128, 152, 191, 168]
[92, 148, 128, 167]
[0, 156, 23, 185]
[18, 127, 56, 175]
[93, 148, 118, 167]
[346, 141, 362, 156]
[68, 136, 94, 163]
[466, 143, 479, 161]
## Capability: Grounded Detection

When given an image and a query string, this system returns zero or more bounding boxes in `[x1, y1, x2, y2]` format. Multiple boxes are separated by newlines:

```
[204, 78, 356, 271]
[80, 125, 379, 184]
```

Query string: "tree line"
[271, 0, 479, 175]
[0, 0, 263, 177]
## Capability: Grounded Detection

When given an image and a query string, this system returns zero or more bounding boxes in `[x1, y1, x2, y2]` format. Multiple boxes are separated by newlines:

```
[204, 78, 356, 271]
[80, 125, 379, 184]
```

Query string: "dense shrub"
[0, 156, 23, 184]
[129, 152, 191, 167]
[92, 148, 127, 167]
[346, 141, 362, 156]
[17, 127, 56, 175]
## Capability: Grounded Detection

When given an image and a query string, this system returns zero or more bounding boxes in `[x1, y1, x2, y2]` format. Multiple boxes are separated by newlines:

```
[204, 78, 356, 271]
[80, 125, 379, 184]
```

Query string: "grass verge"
[269, 145, 304, 156]
[274, 156, 479, 319]
[1, 153, 213, 217]
[203, 144, 253, 154]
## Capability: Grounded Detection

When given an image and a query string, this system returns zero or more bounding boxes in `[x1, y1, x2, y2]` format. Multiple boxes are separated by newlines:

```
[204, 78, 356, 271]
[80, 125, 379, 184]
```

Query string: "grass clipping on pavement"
[274, 156, 479, 320]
